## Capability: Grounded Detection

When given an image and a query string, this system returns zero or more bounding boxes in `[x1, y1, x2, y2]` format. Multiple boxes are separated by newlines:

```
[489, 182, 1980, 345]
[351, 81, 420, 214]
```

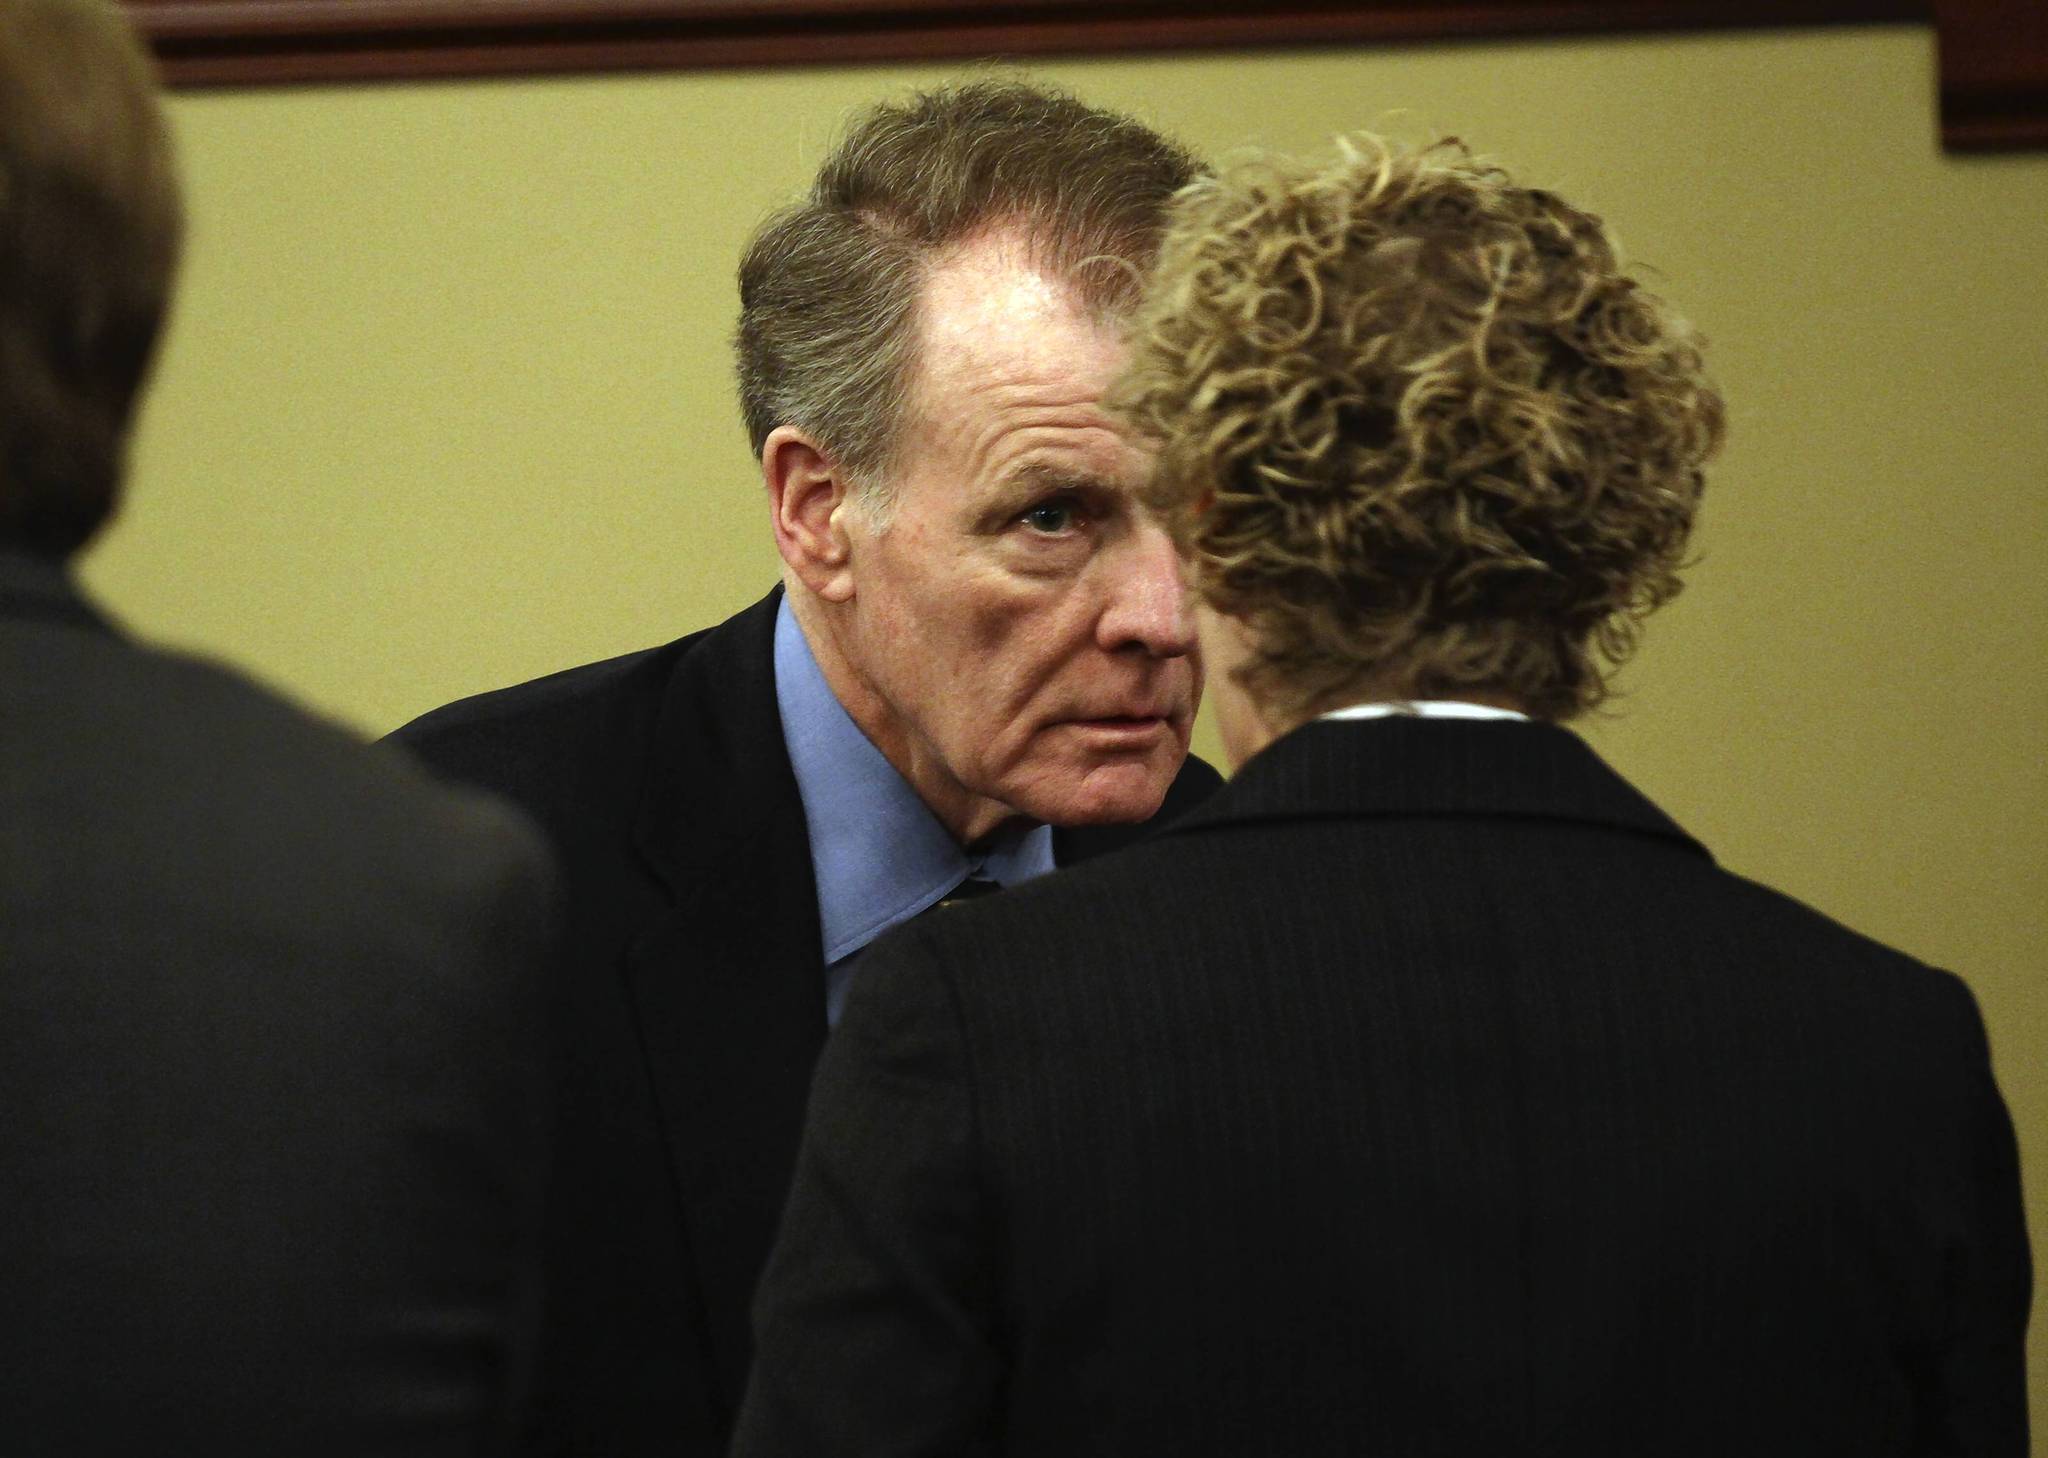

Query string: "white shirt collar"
[1318, 700, 1532, 724]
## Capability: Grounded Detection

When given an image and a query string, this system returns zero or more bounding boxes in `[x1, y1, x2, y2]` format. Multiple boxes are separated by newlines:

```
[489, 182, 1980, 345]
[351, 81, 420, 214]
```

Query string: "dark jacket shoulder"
[390, 632, 707, 805]
[4, 578, 551, 927]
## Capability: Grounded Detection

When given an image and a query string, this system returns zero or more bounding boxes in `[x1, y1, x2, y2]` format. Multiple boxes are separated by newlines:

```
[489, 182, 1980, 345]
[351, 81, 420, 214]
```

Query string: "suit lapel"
[620, 589, 827, 1413]
[1166, 718, 1711, 860]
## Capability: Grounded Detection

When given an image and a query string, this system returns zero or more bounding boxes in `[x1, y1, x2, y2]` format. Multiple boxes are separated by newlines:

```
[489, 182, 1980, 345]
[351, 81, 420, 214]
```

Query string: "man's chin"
[1014, 756, 1180, 828]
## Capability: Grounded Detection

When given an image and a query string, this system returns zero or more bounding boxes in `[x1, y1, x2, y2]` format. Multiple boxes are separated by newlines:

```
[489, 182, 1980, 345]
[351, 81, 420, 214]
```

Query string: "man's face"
[827, 236, 1199, 843]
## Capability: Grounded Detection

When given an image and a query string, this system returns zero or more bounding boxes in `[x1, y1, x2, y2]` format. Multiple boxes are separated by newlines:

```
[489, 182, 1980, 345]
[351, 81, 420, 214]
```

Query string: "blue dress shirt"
[773, 597, 1055, 1026]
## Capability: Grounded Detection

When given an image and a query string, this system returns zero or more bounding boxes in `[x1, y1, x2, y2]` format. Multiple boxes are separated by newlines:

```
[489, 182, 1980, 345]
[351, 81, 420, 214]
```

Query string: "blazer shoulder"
[9, 624, 559, 971]
[384, 624, 736, 816]
[1164, 751, 1225, 815]
[1706, 863, 1964, 999]
[392, 634, 685, 753]
[384, 592, 785, 809]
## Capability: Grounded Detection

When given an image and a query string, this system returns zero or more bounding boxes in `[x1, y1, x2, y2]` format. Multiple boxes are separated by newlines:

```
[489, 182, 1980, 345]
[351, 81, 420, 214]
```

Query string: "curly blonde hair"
[1115, 136, 1725, 722]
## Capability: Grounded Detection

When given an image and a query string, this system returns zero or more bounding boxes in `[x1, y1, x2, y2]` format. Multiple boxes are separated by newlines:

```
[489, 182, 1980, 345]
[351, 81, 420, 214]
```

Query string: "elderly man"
[392, 81, 1217, 1457]
[734, 136, 2031, 1456]
[1, 3, 558, 1452]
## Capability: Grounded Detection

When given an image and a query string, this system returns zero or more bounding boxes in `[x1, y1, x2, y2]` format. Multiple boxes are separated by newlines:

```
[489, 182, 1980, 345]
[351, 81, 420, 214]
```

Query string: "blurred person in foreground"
[389, 80, 1218, 1456]
[0, 3, 558, 1452]
[734, 136, 2031, 1456]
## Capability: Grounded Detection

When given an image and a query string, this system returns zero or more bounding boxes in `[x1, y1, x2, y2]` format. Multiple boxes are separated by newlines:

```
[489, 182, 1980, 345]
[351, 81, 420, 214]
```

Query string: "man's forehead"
[915, 233, 1121, 381]
[925, 240, 1070, 332]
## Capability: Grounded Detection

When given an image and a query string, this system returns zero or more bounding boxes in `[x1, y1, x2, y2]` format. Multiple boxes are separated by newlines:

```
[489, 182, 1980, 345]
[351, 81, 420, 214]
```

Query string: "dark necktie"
[928, 872, 1001, 913]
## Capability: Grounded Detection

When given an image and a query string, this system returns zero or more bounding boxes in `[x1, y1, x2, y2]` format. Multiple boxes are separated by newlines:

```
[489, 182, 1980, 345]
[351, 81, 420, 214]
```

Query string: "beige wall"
[99, 24, 2043, 1412]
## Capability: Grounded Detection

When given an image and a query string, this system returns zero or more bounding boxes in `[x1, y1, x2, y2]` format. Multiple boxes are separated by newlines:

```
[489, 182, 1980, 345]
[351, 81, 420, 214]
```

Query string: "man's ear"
[762, 425, 859, 602]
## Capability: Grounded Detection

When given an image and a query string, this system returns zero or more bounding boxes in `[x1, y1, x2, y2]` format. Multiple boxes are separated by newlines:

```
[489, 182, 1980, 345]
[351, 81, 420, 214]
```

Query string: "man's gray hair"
[733, 79, 1202, 504]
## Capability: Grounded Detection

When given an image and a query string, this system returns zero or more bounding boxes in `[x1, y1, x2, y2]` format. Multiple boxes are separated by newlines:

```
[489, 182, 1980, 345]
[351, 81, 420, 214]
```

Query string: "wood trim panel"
[1934, 0, 2048, 150]
[133, 1, 1924, 89]
[128, 0, 2046, 153]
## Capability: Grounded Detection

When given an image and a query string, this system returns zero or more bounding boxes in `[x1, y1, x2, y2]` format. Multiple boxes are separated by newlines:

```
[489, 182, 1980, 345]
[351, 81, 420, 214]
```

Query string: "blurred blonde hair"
[1116, 135, 1725, 722]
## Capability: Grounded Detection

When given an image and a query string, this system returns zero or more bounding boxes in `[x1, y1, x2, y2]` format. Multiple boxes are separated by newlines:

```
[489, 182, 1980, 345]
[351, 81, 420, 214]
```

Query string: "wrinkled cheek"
[959, 577, 1069, 650]
[970, 709, 1045, 786]
[960, 665, 1051, 765]
[963, 603, 1012, 647]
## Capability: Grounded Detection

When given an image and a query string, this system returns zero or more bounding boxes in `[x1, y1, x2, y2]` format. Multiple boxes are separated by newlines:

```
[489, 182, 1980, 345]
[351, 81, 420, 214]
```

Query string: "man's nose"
[1097, 518, 1195, 658]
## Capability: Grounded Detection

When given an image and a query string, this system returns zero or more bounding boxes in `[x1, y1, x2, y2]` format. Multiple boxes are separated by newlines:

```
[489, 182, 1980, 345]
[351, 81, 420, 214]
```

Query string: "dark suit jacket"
[735, 717, 2032, 1458]
[388, 588, 1221, 1458]
[0, 550, 558, 1456]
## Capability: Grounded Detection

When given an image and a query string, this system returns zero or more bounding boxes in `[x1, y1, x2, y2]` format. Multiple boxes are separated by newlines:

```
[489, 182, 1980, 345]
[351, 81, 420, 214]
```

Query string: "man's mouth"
[1065, 713, 1177, 742]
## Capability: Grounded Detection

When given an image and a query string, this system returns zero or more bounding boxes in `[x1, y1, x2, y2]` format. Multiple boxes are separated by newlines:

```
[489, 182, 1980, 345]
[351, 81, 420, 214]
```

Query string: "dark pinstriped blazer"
[735, 716, 2030, 1458]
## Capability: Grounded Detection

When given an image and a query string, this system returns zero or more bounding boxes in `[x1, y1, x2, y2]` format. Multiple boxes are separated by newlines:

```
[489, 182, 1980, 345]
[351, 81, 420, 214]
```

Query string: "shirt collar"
[1319, 700, 1532, 724]
[773, 596, 1054, 966]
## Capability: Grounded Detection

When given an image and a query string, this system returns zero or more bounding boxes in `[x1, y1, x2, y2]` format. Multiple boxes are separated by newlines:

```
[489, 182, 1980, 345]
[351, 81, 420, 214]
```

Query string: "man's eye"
[1020, 500, 1078, 534]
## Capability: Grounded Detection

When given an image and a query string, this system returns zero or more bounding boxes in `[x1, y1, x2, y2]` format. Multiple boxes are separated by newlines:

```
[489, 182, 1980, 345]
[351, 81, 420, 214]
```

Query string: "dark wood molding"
[1934, 0, 2048, 150]
[129, 0, 2047, 153]
[133, 0, 1925, 86]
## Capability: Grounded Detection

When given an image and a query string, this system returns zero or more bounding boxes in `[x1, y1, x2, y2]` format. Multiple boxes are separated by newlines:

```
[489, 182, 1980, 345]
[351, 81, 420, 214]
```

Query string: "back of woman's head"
[1117, 136, 1725, 722]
